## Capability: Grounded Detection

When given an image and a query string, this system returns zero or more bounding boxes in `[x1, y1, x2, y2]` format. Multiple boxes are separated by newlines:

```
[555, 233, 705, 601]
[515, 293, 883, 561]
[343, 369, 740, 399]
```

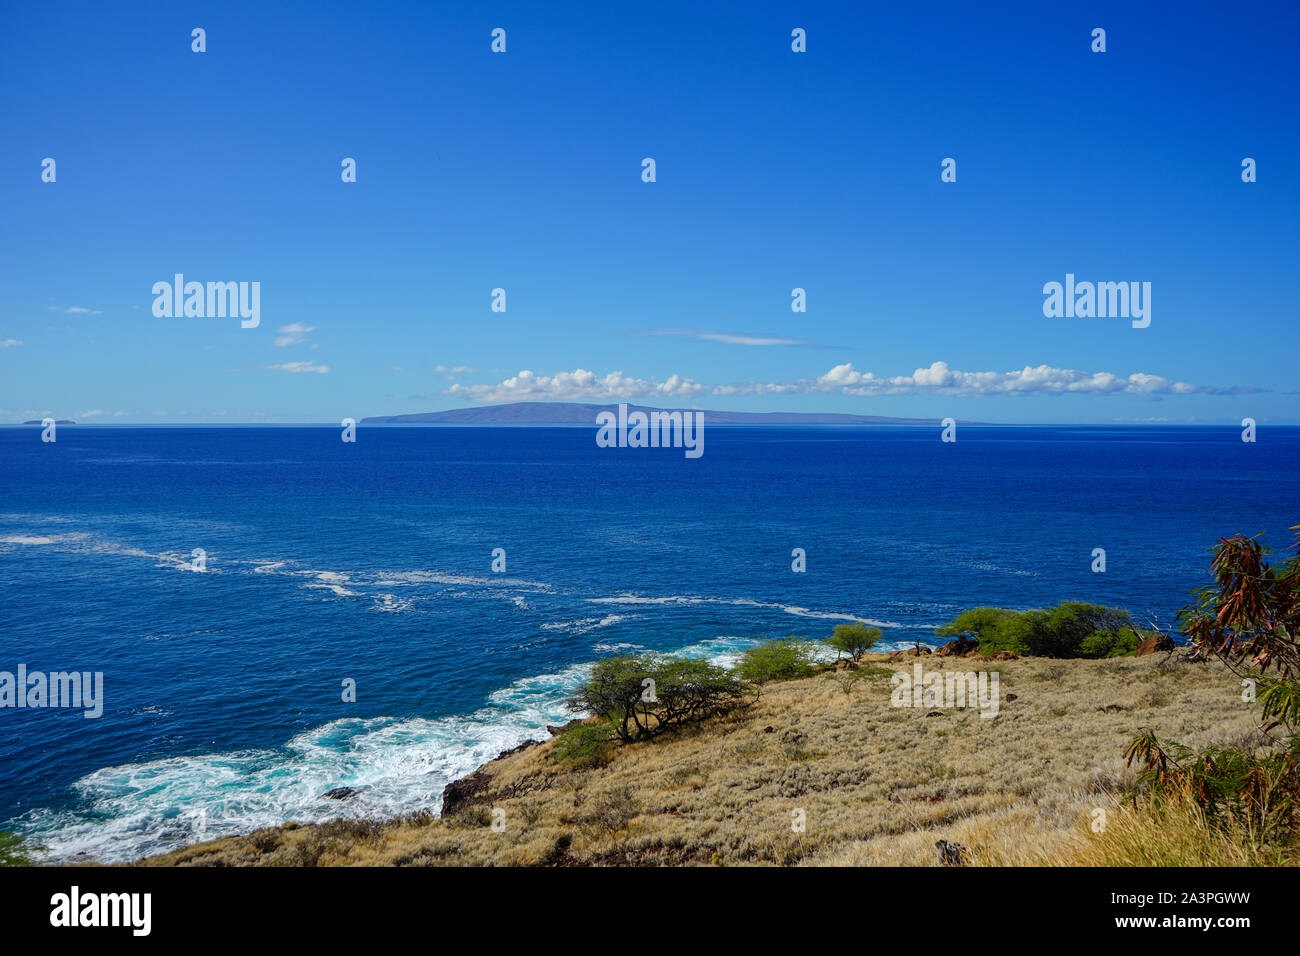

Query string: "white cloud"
[265, 361, 330, 375]
[803, 361, 1218, 397]
[63, 306, 102, 315]
[641, 329, 808, 347]
[274, 323, 316, 347]
[444, 368, 705, 404]
[440, 361, 1236, 405]
[77, 410, 104, 418]
[0, 339, 21, 348]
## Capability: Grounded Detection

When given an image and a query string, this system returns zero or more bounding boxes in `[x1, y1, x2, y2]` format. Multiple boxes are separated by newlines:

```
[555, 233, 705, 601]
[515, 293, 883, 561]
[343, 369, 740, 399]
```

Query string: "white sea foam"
[19, 662, 594, 864]
[591, 641, 643, 652]
[368, 569, 553, 591]
[13, 621, 930, 864]
[1, 532, 91, 546]
[542, 614, 639, 635]
[588, 593, 901, 628]
[372, 594, 414, 613]
[297, 570, 361, 597]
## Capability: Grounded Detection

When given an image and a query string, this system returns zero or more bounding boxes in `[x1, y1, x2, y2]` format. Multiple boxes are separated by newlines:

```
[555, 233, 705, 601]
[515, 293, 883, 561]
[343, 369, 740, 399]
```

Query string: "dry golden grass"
[135, 652, 1275, 867]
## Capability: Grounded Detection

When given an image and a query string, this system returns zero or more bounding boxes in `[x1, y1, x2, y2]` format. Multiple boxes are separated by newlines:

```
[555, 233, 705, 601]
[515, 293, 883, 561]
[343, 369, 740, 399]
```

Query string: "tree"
[828, 623, 882, 661]
[933, 607, 1016, 643]
[567, 655, 752, 742]
[1125, 526, 1300, 846]
[737, 638, 818, 683]
[1180, 526, 1300, 729]
[933, 603, 1140, 658]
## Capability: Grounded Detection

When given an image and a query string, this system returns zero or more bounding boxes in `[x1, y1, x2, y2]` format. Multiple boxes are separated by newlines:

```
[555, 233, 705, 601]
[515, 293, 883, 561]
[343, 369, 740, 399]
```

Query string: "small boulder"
[936, 637, 979, 657]
[321, 786, 356, 800]
[936, 839, 969, 866]
[1134, 634, 1176, 657]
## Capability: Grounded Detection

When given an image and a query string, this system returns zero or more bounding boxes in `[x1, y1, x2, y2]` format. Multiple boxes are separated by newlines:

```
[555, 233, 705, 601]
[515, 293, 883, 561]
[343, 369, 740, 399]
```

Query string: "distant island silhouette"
[362, 402, 958, 426]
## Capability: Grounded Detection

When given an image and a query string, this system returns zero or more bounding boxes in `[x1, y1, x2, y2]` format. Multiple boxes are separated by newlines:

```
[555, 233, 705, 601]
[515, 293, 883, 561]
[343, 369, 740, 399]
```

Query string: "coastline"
[127, 649, 1263, 867]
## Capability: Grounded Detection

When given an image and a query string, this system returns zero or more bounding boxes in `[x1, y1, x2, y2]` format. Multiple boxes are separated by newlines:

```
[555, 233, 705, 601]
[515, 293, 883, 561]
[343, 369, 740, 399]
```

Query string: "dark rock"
[495, 738, 540, 760]
[1004, 693, 1018, 702]
[321, 786, 356, 800]
[763, 725, 775, 733]
[925, 710, 946, 717]
[1135, 634, 1176, 657]
[936, 839, 969, 866]
[547, 720, 584, 737]
[935, 637, 979, 657]
[441, 769, 492, 816]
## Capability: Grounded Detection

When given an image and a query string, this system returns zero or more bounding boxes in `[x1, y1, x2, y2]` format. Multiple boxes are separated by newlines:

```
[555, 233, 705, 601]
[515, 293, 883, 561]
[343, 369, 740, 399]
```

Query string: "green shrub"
[827, 623, 882, 660]
[1125, 524, 1300, 853]
[737, 638, 818, 683]
[934, 602, 1139, 658]
[1079, 627, 1144, 658]
[1127, 732, 1300, 846]
[933, 607, 1017, 643]
[0, 832, 38, 867]
[554, 721, 616, 767]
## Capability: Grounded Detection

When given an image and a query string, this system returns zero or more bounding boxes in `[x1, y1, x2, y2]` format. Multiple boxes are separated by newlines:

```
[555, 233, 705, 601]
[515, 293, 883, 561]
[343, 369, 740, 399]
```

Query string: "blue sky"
[2, 0, 1297, 424]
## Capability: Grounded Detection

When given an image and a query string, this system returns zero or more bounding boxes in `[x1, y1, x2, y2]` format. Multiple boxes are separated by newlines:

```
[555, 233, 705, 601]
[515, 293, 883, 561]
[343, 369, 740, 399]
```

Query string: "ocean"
[1, 423, 1296, 861]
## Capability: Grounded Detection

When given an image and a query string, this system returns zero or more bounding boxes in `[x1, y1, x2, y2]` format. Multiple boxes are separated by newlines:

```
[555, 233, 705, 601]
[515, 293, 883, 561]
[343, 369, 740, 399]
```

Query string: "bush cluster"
[934, 602, 1150, 658]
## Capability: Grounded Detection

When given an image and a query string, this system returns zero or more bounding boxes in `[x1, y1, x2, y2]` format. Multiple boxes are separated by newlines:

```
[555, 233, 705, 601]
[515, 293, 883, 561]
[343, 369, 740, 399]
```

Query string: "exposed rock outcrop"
[440, 769, 491, 816]
[936, 637, 979, 656]
[1135, 634, 1176, 657]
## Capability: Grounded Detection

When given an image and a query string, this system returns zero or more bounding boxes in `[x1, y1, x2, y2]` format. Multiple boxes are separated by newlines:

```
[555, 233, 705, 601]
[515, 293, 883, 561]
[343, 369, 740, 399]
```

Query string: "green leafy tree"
[933, 607, 1016, 644]
[935, 603, 1140, 658]
[567, 655, 752, 742]
[737, 638, 818, 683]
[828, 623, 882, 660]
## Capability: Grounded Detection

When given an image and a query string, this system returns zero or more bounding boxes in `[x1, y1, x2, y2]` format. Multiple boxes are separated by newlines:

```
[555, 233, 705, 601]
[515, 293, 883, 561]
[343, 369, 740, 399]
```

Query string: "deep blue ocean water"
[1, 423, 1297, 861]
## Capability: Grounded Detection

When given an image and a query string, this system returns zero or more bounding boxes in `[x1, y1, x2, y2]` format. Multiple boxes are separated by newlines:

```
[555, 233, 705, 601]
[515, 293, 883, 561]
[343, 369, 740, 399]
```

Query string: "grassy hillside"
[135, 651, 1279, 867]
